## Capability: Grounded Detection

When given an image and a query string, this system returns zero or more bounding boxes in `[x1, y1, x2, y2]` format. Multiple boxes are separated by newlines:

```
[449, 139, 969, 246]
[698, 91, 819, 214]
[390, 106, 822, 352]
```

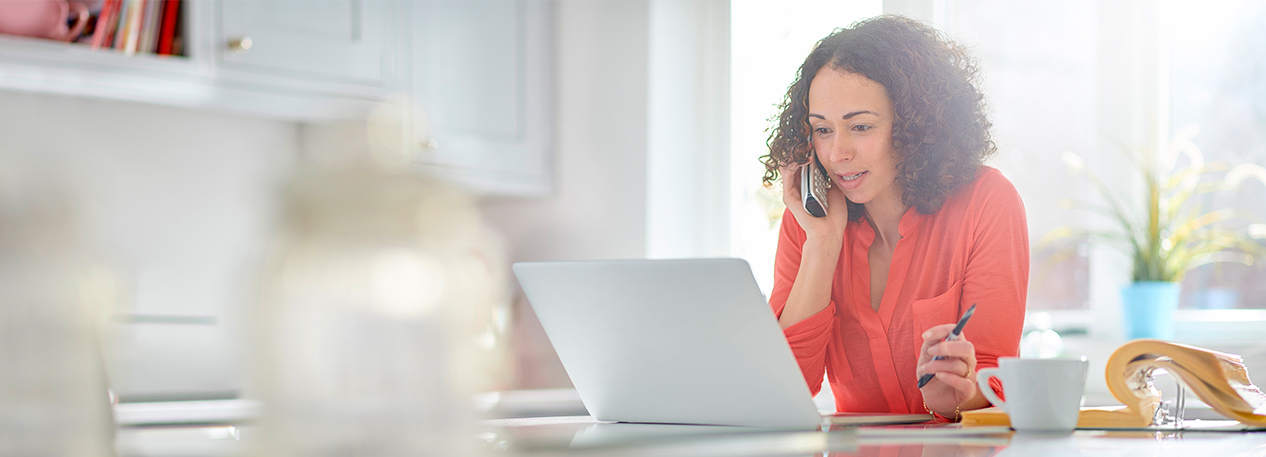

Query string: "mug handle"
[976, 367, 1006, 410]
[62, 1, 90, 42]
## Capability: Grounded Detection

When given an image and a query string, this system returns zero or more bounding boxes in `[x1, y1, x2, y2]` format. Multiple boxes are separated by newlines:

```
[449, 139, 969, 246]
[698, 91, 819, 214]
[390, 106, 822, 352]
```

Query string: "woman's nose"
[823, 139, 853, 163]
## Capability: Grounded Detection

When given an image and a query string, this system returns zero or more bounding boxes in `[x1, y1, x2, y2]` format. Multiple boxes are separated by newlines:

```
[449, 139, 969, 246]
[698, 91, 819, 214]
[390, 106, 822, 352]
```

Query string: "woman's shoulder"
[977, 164, 1019, 191]
[942, 166, 1025, 215]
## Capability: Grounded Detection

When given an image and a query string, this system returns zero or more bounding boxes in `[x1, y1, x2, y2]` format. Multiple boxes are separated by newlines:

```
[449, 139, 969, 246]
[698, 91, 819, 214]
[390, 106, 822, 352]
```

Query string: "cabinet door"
[410, 1, 553, 195]
[218, 0, 386, 85]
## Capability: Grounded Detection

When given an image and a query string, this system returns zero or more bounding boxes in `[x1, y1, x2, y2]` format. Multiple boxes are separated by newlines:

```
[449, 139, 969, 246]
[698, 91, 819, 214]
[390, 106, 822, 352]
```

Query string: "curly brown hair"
[761, 15, 995, 219]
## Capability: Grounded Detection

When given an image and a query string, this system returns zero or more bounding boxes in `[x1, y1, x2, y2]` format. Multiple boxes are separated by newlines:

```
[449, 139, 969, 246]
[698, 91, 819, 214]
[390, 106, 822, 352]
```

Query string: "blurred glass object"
[1020, 312, 1064, 359]
[0, 160, 114, 456]
[247, 114, 507, 456]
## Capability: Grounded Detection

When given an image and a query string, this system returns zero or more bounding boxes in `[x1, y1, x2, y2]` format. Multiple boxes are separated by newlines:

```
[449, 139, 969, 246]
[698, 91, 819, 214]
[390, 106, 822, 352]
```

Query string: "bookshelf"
[0, 0, 399, 121]
[80, 0, 187, 57]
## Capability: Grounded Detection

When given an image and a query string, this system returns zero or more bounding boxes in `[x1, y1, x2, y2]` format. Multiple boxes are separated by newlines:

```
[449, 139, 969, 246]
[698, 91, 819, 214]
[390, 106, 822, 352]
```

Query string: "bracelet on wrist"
[923, 399, 961, 422]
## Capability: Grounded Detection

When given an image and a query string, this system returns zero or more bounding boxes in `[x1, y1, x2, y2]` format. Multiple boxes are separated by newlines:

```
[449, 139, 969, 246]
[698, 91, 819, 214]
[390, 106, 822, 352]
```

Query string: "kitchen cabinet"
[407, 1, 554, 196]
[216, 0, 394, 87]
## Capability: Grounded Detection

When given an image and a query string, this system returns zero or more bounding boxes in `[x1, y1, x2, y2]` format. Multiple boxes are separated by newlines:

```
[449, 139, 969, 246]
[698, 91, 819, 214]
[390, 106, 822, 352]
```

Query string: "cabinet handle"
[420, 138, 439, 150]
[227, 36, 253, 53]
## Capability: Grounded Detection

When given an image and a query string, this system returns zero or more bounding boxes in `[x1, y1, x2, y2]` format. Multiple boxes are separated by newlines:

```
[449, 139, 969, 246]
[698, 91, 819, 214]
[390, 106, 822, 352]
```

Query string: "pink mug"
[0, 0, 91, 42]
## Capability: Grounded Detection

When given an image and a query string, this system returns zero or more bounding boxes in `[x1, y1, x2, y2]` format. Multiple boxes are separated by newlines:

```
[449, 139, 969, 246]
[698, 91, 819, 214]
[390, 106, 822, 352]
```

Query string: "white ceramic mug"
[977, 357, 1089, 433]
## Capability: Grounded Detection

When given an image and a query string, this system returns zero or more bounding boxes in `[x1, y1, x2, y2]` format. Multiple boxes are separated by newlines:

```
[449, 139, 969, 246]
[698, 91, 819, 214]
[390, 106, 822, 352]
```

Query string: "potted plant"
[1043, 125, 1266, 340]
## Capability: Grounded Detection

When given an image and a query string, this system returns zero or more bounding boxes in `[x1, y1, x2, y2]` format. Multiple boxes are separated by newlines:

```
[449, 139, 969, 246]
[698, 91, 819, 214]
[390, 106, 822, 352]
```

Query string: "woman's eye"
[852, 124, 872, 132]
[814, 127, 830, 135]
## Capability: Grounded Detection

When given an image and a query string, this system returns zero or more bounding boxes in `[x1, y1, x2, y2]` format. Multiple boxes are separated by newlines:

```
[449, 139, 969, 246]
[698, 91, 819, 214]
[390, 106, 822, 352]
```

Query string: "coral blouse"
[769, 166, 1028, 413]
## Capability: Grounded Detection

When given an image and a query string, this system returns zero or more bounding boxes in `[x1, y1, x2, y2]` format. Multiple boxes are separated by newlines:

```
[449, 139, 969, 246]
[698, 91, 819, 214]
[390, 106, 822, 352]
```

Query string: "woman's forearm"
[778, 237, 842, 328]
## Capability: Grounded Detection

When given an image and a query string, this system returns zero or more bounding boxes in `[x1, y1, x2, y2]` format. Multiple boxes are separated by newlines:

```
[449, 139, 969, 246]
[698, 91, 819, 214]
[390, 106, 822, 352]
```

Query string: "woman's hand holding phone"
[775, 157, 852, 328]
[780, 158, 850, 244]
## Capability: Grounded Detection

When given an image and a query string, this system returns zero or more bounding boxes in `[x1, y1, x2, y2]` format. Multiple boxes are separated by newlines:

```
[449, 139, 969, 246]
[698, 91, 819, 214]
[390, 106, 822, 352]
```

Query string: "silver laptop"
[512, 258, 929, 429]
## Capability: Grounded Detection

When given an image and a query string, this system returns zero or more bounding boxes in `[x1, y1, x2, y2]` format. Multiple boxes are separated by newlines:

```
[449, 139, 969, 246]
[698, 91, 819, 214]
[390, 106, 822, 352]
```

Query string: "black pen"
[917, 303, 977, 389]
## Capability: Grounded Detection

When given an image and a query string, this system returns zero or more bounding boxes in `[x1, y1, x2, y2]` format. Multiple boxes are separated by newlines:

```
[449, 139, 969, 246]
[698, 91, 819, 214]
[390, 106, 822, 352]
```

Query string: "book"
[156, 0, 180, 56]
[112, 0, 131, 50]
[106, 0, 124, 49]
[124, 0, 146, 54]
[145, 0, 164, 53]
[137, 0, 160, 54]
[962, 339, 1266, 429]
[168, 0, 185, 56]
[91, 0, 122, 50]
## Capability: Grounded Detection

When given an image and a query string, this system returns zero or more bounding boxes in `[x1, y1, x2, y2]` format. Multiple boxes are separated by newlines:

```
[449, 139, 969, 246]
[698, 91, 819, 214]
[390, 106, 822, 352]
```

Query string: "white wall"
[483, 1, 650, 265]
[480, 0, 651, 389]
[646, 0, 730, 259]
[0, 90, 298, 399]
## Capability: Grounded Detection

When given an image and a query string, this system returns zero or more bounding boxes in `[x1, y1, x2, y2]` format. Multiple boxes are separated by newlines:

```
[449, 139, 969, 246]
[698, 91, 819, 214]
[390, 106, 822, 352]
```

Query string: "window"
[1166, 0, 1266, 310]
[729, 1, 1266, 345]
[940, 0, 1100, 312]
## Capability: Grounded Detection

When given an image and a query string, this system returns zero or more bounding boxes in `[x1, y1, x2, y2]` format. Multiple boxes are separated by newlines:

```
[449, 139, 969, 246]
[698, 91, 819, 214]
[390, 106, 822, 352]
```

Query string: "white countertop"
[113, 414, 1266, 457]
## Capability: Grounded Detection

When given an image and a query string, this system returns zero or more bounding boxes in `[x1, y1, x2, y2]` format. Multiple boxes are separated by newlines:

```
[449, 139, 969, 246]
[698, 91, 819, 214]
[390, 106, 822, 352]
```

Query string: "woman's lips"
[836, 171, 867, 190]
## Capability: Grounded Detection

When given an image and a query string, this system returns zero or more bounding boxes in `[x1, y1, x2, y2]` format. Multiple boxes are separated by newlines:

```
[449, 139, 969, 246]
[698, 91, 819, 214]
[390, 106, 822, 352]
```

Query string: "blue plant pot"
[1121, 281, 1181, 340]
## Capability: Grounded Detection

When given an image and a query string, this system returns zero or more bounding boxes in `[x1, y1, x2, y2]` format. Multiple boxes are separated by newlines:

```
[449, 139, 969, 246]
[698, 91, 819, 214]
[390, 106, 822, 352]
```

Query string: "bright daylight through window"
[730, 0, 1266, 343]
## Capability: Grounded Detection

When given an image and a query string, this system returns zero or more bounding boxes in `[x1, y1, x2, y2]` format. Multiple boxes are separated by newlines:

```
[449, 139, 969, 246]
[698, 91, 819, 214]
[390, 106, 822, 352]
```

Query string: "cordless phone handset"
[801, 154, 829, 218]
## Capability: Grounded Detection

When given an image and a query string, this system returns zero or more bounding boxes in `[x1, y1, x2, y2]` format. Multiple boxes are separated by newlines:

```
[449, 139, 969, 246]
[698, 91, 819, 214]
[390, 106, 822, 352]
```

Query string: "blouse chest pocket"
[911, 281, 964, 347]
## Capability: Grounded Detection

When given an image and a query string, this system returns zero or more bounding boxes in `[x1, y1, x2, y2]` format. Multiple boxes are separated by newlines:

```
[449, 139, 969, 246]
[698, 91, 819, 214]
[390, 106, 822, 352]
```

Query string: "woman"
[761, 15, 1028, 421]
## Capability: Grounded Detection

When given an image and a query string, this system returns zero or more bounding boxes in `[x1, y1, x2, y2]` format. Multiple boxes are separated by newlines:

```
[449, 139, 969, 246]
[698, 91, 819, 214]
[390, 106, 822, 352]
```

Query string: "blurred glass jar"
[247, 158, 508, 457]
[0, 165, 113, 457]
[1020, 312, 1064, 359]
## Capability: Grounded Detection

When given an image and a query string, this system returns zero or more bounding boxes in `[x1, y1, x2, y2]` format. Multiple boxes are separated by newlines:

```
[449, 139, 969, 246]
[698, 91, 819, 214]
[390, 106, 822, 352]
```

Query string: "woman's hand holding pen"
[916, 323, 985, 417]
